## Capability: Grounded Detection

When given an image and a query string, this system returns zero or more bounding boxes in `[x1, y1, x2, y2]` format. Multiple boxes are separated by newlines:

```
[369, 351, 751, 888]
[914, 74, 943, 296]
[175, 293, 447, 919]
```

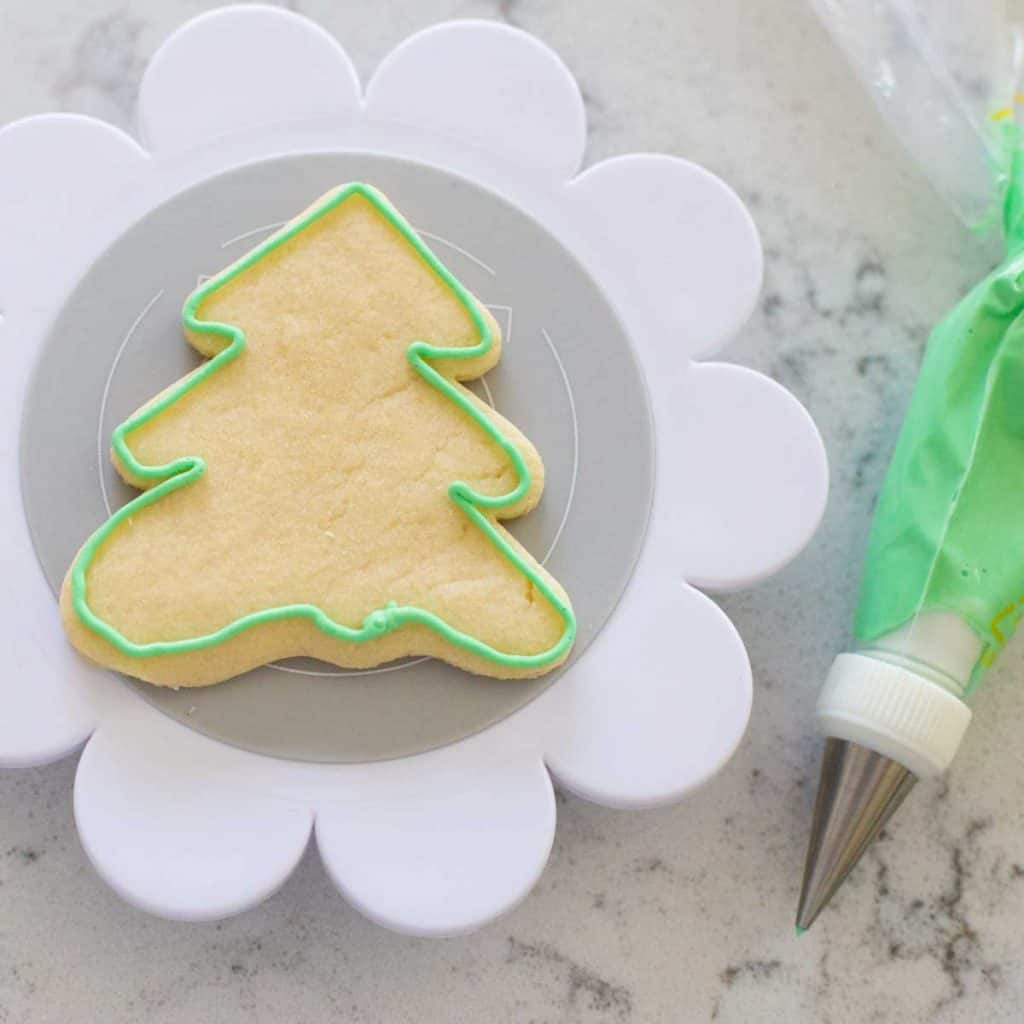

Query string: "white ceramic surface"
[0, 7, 826, 934]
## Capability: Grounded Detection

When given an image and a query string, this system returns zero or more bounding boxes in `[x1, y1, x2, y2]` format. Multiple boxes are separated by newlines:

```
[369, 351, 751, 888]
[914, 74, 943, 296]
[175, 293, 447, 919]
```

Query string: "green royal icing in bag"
[855, 140, 1024, 691]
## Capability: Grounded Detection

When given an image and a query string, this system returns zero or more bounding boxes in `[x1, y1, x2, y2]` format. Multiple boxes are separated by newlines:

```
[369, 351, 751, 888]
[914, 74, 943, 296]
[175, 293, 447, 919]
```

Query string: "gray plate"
[21, 153, 654, 763]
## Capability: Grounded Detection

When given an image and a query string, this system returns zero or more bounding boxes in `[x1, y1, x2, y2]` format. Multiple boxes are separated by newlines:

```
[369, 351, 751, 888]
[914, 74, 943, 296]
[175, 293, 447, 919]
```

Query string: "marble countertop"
[2, 1, 1022, 1022]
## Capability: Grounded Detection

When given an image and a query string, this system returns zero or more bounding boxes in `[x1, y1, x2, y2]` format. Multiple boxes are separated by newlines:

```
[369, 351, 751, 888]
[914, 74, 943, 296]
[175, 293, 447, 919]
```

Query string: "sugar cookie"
[60, 184, 575, 686]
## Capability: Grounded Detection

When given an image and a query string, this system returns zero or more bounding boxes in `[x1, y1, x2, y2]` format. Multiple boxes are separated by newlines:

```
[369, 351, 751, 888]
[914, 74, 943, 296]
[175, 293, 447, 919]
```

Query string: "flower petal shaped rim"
[0, 9, 827, 931]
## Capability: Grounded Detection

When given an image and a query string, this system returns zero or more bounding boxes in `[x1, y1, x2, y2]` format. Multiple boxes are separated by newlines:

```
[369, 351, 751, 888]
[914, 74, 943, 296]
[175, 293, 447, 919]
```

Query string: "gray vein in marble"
[496, 0, 524, 28]
[864, 804, 1004, 1016]
[56, 11, 147, 130]
[506, 938, 633, 1022]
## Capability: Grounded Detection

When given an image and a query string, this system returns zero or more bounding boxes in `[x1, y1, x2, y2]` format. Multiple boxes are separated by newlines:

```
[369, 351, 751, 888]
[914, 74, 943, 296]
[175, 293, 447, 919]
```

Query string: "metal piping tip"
[796, 737, 917, 931]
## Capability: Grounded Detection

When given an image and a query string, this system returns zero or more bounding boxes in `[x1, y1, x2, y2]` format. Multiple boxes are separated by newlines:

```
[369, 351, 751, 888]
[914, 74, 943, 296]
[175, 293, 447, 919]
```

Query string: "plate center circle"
[20, 152, 654, 762]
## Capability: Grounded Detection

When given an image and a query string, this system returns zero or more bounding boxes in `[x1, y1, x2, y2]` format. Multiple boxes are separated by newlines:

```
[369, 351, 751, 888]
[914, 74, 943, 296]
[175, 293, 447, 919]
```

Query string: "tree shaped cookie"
[61, 184, 575, 686]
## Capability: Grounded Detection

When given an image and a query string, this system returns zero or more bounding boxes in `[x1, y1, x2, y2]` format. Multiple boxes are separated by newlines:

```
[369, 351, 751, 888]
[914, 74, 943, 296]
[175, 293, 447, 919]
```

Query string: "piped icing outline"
[70, 183, 576, 671]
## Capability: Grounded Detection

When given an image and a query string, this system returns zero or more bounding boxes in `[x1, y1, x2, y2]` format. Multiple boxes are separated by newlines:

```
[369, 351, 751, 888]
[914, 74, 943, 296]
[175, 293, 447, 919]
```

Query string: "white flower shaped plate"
[0, 7, 828, 934]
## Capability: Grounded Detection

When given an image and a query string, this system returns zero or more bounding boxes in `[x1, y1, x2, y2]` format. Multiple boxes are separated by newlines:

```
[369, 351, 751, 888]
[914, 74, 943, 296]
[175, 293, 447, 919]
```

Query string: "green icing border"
[70, 183, 576, 671]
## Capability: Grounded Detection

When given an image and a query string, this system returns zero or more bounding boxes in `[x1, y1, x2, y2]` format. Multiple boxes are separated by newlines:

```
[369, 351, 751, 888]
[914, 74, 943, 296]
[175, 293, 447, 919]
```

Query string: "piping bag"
[799, 0, 1024, 929]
